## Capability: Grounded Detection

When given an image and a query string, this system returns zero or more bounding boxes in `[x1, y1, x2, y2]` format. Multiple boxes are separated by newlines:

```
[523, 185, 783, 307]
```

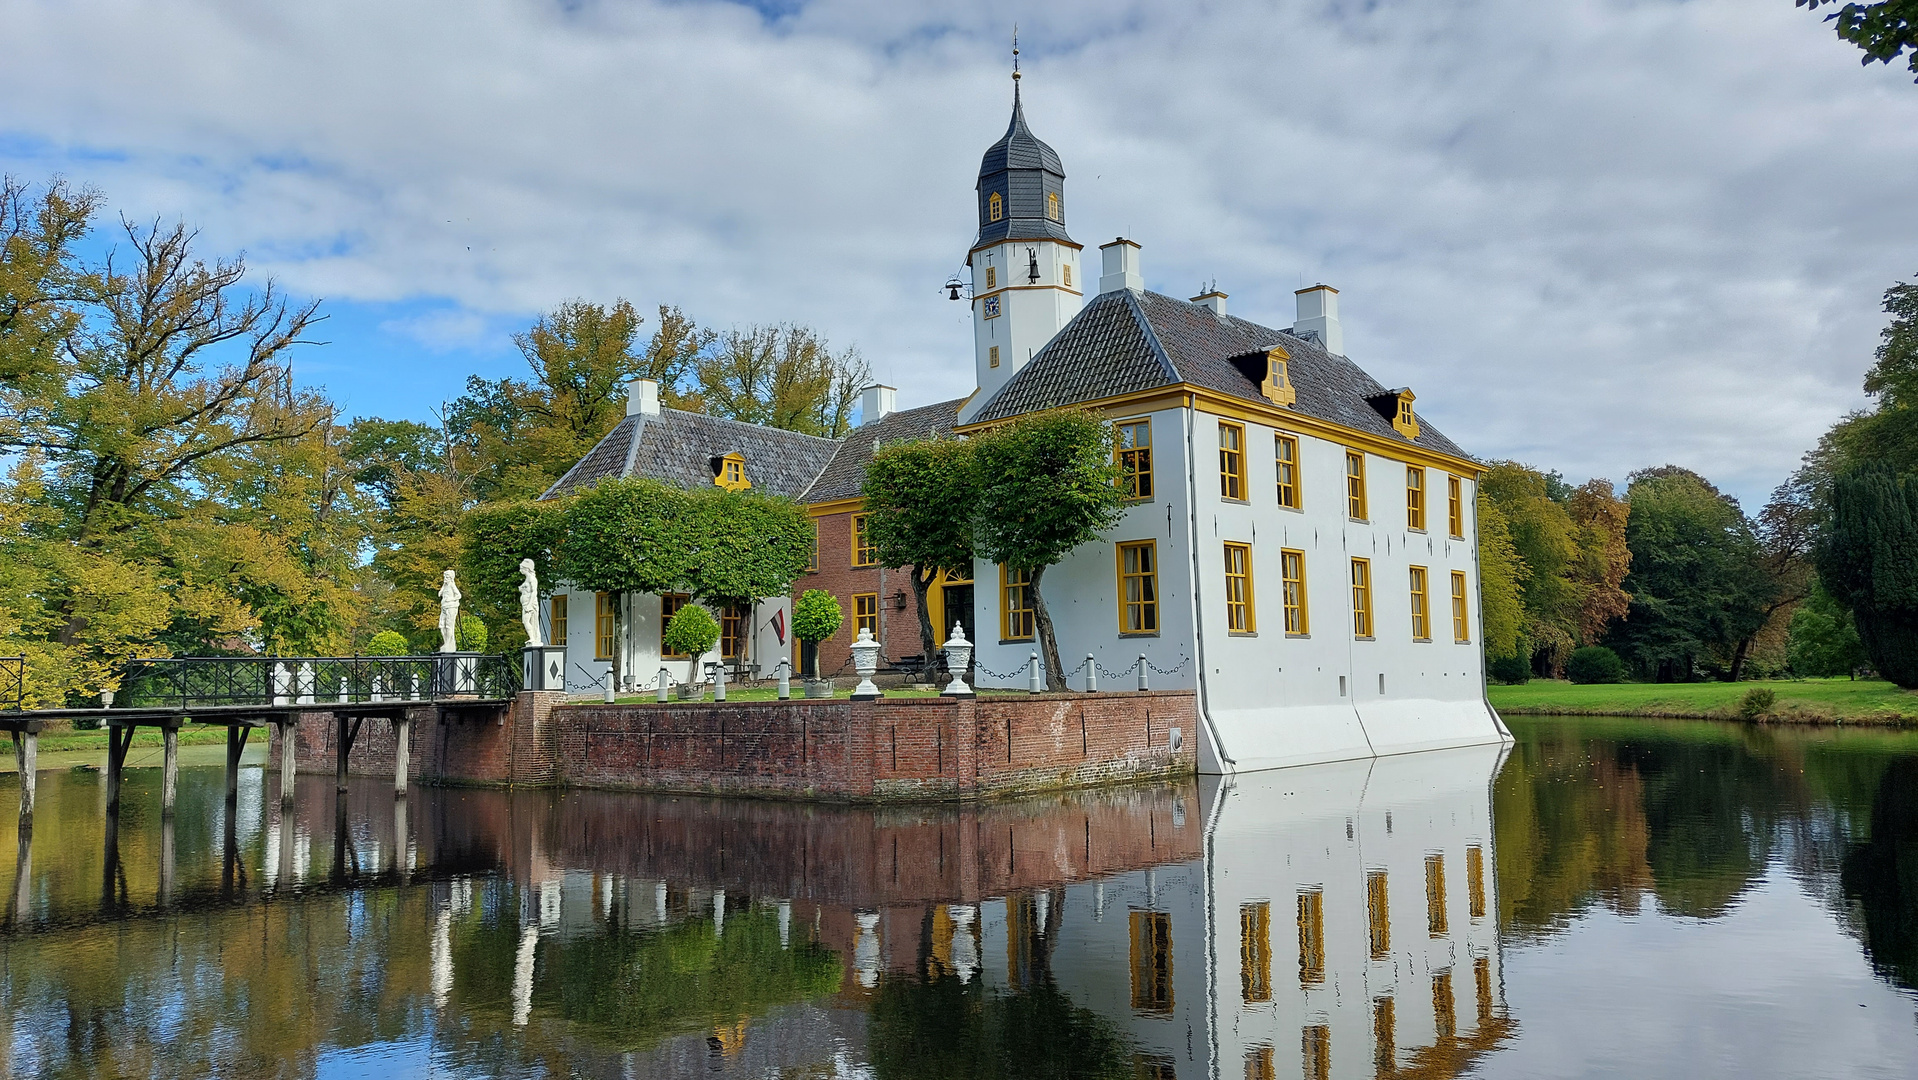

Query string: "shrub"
[793, 590, 843, 645]
[1487, 654, 1531, 685]
[1567, 645, 1627, 685]
[1737, 686, 1777, 720]
[366, 630, 410, 656]
[661, 604, 720, 660]
[457, 613, 488, 652]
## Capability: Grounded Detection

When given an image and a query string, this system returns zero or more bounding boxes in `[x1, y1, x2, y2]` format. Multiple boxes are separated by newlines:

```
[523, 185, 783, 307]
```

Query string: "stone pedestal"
[522, 645, 566, 692]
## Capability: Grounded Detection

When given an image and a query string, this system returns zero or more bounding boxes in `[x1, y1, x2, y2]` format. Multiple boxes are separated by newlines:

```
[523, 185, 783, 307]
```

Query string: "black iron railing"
[116, 653, 523, 710]
[0, 656, 22, 710]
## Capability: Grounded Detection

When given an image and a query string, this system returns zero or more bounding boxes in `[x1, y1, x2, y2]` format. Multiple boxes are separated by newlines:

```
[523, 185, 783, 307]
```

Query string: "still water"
[2, 715, 1916, 1078]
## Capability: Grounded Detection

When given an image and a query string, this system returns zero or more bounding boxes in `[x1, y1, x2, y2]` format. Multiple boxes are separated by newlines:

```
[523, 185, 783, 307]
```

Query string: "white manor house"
[544, 81, 1508, 774]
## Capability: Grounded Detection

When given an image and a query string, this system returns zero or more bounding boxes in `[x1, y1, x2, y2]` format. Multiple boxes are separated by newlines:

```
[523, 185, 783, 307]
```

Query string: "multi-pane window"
[988, 192, 1003, 222]
[1297, 889, 1325, 985]
[1224, 542, 1255, 633]
[550, 594, 568, 647]
[854, 593, 879, 639]
[1452, 571, 1470, 642]
[660, 593, 691, 657]
[1467, 844, 1487, 919]
[1366, 869, 1390, 958]
[594, 592, 615, 660]
[1129, 911, 1174, 1013]
[1001, 565, 1034, 641]
[1219, 421, 1246, 500]
[1409, 566, 1430, 641]
[1116, 418, 1154, 500]
[852, 514, 878, 567]
[1241, 901, 1272, 1003]
[1448, 474, 1465, 537]
[720, 602, 746, 659]
[984, 265, 997, 290]
[1406, 467, 1426, 530]
[1046, 191, 1062, 221]
[1062, 264, 1072, 288]
[988, 345, 1000, 368]
[1426, 853, 1448, 936]
[1345, 450, 1368, 520]
[1282, 549, 1309, 635]
[1351, 558, 1374, 639]
[1275, 434, 1300, 508]
[1118, 541, 1159, 634]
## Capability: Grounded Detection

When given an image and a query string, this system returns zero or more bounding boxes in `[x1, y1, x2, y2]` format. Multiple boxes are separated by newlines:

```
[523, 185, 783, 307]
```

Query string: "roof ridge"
[656, 405, 845, 446]
[1128, 291, 1183, 385]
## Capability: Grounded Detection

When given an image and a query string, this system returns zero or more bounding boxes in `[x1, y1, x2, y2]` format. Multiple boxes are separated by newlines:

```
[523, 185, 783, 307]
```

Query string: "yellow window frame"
[1451, 570, 1470, 642]
[1409, 565, 1430, 641]
[1240, 901, 1272, 1004]
[1406, 466, 1425, 530]
[550, 593, 568, 647]
[1351, 558, 1374, 639]
[1224, 542, 1255, 633]
[1000, 565, 1034, 642]
[1046, 191, 1061, 221]
[1447, 474, 1465, 538]
[985, 265, 997, 290]
[1275, 433, 1300, 509]
[1117, 540, 1160, 635]
[594, 592, 615, 661]
[720, 602, 746, 659]
[1346, 450, 1368, 521]
[1297, 889, 1325, 985]
[1219, 420, 1246, 500]
[988, 191, 1003, 222]
[660, 593, 692, 658]
[1116, 417, 1154, 500]
[1281, 549, 1308, 635]
[851, 514, 878, 567]
[853, 593, 879, 639]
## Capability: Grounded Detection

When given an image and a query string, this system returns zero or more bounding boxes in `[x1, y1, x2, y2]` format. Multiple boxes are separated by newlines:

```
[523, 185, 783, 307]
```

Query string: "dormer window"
[988, 192, 1003, 222]
[1046, 192, 1061, 221]
[712, 452, 752, 492]
[1365, 388, 1421, 439]
[1262, 346, 1297, 407]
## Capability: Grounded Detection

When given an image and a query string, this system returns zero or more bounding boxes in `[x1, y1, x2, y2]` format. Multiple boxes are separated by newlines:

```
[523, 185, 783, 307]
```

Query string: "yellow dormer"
[1392, 391, 1420, 439]
[714, 452, 752, 492]
[1262, 346, 1297, 407]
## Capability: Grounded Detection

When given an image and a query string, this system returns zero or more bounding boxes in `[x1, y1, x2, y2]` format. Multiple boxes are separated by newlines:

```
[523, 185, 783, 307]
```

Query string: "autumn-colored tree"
[1567, 479, 1632, 643]
[1476, 493, 1529, 668]
[0, 176, 96, 385]
[695, 324, 869, 438]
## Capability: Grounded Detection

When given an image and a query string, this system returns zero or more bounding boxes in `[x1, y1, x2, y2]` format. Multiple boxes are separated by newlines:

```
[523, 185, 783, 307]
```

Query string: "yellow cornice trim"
[969, 238, 1087, 258]
[807, 496, 864, 518]
[974, 284, 1084, 300]
[954, 383, 1482, 477]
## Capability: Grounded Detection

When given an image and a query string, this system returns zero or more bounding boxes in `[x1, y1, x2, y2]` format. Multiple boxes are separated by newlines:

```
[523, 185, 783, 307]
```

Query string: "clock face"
[983, 296, 1001, 320]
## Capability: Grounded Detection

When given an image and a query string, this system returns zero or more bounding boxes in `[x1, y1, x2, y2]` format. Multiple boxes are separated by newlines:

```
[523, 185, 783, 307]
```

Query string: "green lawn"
[1487, 677, 1918, 724]
[29, 724, 235, 753]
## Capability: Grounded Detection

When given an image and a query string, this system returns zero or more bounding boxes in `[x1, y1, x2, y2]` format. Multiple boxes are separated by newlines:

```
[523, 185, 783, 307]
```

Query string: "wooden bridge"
[0, 653, 522, 821]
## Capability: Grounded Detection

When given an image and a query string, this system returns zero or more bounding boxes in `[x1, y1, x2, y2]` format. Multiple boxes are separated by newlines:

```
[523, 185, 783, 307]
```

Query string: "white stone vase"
[940, 622, 974, 698]
[850, 627, 881, 700]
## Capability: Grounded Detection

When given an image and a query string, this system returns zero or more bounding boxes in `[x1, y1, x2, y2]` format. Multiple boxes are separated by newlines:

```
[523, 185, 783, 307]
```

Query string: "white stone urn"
[850, 627, 882, 700]
[940, 622, 974, 698]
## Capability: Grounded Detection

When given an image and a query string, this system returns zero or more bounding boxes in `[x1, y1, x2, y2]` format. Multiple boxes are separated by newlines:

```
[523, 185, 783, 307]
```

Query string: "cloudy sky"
[3, 0, 1914, 507]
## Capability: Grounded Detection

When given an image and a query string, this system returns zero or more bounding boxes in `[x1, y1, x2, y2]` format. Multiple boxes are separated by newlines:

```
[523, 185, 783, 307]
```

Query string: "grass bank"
[1487, 677, 1918, 725]
[24, 723, 234, 754]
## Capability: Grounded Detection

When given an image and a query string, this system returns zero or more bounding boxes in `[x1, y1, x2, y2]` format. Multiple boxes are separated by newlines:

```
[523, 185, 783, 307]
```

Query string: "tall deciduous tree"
[861, 437, 979, 679]
[1814, 463, 1918, 687]
[696, 324, 869, 438]
[0, 176, 97, 385]
[558, 477, 692, 691]
[456, 499, 570, 648]
[970, 410, 1125, 691]
[1476, 494, 1529, 667]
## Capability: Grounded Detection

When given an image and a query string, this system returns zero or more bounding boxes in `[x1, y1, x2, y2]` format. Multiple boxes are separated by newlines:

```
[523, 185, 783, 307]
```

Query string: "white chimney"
[1293, 285, 1343, 356]
[626, 377, 660, 416]
[1191, 288, 1227, 316]
[1099, 238, 1143, 294]
[859, 384, 896, 425]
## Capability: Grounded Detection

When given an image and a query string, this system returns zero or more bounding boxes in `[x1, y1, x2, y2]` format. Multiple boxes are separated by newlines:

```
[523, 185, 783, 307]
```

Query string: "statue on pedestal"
[437, 570, 462, 654]
[518, 559, 542, 648]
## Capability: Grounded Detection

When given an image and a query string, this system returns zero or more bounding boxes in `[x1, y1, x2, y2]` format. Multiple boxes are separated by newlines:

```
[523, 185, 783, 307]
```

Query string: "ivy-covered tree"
[456, 498, 569, 648]
[558, 477, 693, 691]
[861, 437, 979, 680]
[970, 409, 1125, 691]
[1814, 463, 1918, 687]
[680, 487, 813, 609]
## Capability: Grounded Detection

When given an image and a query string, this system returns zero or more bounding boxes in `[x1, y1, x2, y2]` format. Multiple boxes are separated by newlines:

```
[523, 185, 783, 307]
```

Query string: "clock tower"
[959, 76, 1084, 423]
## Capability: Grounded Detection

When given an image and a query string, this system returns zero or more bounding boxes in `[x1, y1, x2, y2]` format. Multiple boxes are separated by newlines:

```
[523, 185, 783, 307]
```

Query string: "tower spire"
[1012, 25, 1020, 83]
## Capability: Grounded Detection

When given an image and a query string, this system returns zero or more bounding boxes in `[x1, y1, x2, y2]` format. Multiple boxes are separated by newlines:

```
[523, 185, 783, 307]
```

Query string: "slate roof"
[966, 289, 1473, 460]
[540, 407, 842, 501]
[973, 86, 1074, 248]
[802, 397, 966, 503]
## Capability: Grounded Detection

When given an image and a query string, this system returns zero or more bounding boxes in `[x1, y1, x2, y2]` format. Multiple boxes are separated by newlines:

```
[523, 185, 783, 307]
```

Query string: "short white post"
[1028, 651, 1042, 695]
[372, 674, 384, 704]
[714, 662, 727, 702]
[776, 658, 791, 701]
[1085, 654, 1097, 693]
[657, 667, 670, 704]
[337, 677, 348, 705]
[603, 668, 615, 704]
[1137, 654, 1148, 692]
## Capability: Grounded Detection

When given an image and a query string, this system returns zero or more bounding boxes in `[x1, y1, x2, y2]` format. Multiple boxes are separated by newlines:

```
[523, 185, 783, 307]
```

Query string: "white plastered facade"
[543, 588, 793, 696]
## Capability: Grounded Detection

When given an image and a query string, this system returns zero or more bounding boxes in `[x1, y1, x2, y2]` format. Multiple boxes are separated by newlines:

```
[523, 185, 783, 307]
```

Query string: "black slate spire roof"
[973, 84, 1075, 249]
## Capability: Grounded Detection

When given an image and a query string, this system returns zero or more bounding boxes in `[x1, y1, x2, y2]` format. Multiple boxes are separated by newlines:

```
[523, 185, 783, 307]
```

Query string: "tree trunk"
[1728, 636, 1751, 683]
[1027, 565, 1067, 692]
[611, 590, 623, 696]
[910, 566, 937, 682]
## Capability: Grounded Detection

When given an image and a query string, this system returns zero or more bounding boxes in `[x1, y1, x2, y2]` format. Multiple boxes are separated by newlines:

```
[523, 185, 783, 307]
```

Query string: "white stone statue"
[517, 558, 542, 647]
[437, 569, 462, 653]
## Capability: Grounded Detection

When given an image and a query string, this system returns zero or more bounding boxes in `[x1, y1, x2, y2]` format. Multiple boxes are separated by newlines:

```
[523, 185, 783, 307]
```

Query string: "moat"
[2, 714, 1915, 1078]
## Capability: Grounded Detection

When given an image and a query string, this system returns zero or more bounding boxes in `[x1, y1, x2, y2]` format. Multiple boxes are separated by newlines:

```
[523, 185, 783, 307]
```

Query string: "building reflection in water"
[0, 741, 1511, 1078]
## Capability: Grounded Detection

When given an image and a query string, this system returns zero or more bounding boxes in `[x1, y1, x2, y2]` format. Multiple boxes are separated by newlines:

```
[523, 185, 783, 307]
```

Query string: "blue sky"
[3, 0, 1915, 505]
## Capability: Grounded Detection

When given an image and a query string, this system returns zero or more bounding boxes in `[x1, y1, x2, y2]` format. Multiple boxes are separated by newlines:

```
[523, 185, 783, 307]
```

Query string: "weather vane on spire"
[1012, 25, 1020, 81]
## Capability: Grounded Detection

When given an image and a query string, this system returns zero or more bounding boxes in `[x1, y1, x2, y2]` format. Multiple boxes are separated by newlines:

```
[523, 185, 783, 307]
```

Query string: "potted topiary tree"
[792, 589, 843, 699]
[662, 603, 721, 700]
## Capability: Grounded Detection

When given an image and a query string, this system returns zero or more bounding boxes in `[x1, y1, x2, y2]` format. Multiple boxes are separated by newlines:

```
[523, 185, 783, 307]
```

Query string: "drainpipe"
[1183, 405, 1235, 771]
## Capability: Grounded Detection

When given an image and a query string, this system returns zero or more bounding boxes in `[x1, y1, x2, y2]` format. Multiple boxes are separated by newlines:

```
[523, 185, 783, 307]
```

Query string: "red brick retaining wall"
[282, 689, 1195, 802]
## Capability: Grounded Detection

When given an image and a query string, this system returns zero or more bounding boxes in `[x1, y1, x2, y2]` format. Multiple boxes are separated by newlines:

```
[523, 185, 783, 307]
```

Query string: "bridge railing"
[0, 656, 22, 711]
[116, 653, 523, 710]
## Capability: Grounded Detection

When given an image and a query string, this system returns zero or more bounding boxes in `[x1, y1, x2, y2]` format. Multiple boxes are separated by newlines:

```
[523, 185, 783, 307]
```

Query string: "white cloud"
[2, 0, 1914, 505]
